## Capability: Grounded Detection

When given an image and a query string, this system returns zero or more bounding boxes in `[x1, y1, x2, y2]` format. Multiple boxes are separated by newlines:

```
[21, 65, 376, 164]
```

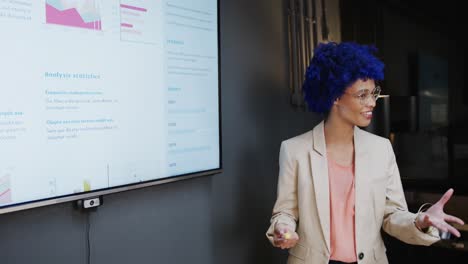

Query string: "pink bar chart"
[120, 1, 160, 44]
[45, 0, 102, 31]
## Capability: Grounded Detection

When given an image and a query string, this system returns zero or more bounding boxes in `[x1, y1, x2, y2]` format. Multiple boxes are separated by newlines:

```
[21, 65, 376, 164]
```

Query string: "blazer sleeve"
[266, 141, 299, 245]
[382, 139, 440, 246]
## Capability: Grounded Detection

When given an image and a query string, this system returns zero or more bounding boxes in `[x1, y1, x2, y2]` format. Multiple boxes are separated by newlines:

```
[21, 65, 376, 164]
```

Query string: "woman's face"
[332, 79, 377, 127]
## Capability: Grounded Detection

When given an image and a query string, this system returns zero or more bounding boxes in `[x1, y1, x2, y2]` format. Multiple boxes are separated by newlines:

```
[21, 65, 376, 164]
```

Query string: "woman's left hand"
[415, 188, 465, 237]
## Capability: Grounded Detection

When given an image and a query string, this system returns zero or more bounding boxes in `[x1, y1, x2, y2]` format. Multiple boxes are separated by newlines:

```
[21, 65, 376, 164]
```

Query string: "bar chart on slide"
[120, 1, 160, 44]
[45, 0, 103, 30]
[0, 174, 11, 205]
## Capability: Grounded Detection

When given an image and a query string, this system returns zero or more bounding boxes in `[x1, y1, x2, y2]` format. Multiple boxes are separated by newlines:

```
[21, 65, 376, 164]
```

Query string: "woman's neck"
[324, 115, 354, 146]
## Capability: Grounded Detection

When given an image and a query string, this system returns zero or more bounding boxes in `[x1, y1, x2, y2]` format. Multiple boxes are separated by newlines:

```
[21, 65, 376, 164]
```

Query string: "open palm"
[416, 189, 465, 237]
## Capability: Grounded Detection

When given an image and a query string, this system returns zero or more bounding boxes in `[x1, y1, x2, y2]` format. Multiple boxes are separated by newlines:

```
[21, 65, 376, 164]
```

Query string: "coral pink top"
[328, 156, 357, 263]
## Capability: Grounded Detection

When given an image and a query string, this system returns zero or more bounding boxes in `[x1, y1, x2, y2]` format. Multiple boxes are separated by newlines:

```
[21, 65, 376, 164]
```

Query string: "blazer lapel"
[310, 121, 331, 253]
[353, 126, 370, 249]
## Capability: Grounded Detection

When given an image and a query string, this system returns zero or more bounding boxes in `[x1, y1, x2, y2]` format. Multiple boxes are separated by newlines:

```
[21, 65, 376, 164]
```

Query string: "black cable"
[86, 211, 91, 264]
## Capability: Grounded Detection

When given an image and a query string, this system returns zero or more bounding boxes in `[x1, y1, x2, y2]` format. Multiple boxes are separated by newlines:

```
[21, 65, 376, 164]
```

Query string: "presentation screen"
[0, 0, 220, 213]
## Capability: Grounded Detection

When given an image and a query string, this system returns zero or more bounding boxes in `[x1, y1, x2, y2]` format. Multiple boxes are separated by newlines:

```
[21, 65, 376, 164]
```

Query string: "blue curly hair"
[303, 42, 384, 114]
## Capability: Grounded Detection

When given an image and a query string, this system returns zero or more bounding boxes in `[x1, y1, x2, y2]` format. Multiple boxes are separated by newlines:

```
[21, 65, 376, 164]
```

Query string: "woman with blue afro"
[266, 42, 464, 264]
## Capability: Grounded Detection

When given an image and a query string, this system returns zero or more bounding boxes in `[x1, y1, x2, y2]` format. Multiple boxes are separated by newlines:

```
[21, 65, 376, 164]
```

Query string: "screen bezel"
[0, 0, 222, 215]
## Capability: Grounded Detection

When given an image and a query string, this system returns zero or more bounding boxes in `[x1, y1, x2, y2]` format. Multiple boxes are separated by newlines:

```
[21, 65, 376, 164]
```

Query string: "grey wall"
[0, 0, 319, 263]
[213, 0, 319, 263]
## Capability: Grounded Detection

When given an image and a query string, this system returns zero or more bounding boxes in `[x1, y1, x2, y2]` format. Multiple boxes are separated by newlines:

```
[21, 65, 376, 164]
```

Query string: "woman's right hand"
[273, 223, 299, 249]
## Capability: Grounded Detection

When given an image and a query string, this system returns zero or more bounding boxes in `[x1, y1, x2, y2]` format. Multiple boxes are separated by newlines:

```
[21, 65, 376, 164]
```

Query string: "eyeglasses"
[343, 86, 382, 105]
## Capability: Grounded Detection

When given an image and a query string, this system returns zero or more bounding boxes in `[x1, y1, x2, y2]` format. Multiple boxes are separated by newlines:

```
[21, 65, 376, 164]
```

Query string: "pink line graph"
[120, 4, 147, 12]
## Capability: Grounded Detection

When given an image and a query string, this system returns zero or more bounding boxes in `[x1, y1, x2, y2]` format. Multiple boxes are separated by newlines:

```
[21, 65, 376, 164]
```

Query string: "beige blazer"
[266, 121, 439, 264]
